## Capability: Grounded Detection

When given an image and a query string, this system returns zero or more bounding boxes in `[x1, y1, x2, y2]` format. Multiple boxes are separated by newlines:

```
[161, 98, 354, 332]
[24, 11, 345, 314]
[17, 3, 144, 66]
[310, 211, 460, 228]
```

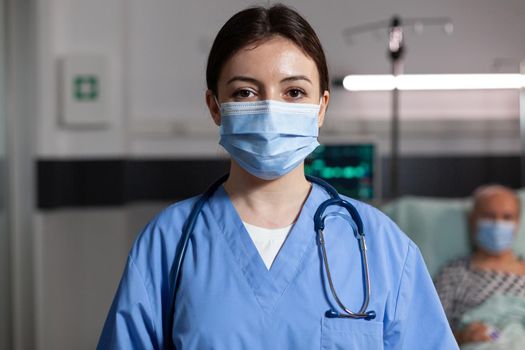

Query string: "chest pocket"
[321, 317, 384, 350]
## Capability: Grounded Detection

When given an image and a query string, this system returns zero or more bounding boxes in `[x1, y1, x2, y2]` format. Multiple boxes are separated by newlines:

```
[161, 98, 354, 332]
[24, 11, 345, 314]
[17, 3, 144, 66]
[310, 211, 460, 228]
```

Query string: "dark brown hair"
[206, 4, 329, 97]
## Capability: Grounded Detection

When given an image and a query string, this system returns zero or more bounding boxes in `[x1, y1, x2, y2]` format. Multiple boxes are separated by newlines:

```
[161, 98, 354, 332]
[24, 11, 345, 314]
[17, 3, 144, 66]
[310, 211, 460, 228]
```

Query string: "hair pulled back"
[206, 4, 329, 97]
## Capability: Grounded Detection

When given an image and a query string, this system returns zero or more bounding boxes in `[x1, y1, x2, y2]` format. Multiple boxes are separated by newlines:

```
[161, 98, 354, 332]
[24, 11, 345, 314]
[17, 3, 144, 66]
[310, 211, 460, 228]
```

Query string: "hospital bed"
[382, 190, 525, 277]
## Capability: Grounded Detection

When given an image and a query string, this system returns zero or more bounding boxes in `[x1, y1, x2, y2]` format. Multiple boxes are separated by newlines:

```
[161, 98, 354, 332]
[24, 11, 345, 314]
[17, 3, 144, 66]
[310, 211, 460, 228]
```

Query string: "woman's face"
[206, 36, 329, 126]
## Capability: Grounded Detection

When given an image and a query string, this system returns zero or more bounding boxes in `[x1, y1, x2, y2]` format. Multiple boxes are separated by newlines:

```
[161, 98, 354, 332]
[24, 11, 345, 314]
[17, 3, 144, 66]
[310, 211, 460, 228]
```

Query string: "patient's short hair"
[471, 184, 521, 215]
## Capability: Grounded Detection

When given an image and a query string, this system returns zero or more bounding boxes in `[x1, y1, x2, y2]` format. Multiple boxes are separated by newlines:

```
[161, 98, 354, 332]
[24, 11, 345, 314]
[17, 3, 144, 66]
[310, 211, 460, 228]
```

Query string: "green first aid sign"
[61, 56, 108, 126]
[73, 75, 99, 101]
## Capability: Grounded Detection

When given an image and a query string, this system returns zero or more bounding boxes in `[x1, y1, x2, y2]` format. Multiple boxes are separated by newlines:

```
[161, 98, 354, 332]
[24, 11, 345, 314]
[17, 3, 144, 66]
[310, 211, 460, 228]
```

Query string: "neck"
[223, 161, 311, 228]
[473, 249, 516, 264]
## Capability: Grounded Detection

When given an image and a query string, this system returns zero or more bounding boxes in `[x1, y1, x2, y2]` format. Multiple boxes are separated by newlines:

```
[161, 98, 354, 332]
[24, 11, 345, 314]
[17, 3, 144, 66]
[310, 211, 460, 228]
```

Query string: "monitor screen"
[304, 143, 377, 200]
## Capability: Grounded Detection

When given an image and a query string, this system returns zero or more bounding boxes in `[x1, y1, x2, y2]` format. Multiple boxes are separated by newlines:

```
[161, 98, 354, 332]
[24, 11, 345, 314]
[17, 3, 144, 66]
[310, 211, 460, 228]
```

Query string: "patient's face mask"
[475, 219, 516, 254]
[217, 99, 320, 180]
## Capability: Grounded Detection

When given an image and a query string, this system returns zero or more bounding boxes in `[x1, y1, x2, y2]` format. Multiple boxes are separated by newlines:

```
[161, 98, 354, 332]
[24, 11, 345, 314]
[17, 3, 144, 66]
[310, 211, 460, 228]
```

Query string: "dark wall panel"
[37, 156, 521, 209]
[37, 159, 229, 209]
[381, 156, 521, 198]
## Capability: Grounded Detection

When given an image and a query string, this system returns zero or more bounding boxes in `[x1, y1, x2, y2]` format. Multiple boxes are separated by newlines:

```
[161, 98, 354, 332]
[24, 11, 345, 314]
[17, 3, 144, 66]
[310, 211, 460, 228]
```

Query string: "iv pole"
[388, 17, 404, 199]
[343, 16, 452, 199]
[492, 58, 525, 186]
[520, 60, 525, 187]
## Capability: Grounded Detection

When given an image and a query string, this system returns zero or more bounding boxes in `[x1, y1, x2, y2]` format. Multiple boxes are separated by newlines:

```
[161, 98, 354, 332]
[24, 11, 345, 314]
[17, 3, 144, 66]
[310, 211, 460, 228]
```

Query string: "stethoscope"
[165, 174, 376, 349]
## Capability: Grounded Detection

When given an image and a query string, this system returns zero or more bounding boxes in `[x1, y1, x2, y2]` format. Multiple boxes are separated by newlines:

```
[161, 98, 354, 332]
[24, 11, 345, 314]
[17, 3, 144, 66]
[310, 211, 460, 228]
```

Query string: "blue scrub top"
[98, 183, 458, 349]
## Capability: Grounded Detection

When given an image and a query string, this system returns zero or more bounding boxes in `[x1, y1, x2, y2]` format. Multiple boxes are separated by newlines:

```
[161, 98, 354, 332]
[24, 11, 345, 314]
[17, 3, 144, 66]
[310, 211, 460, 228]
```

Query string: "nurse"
[98, 4, 458, 349]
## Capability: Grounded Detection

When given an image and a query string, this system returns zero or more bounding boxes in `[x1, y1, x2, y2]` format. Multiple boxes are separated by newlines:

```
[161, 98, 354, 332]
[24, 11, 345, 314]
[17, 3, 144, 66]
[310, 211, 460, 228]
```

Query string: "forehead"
[475, 191, 519, 212]
[218, 36, 319, 83]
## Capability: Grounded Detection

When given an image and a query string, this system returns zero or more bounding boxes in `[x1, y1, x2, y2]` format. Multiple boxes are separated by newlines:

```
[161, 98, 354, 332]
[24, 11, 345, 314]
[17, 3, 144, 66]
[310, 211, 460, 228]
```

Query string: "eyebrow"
[226, 76, 260, 85]
[226, 75, 313, 85]
[280, 75, 313, 85]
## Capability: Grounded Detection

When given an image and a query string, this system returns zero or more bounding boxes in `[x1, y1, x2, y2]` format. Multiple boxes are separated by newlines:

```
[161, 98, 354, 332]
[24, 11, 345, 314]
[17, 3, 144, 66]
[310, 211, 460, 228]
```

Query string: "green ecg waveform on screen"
[304, 144, 375, 200]
[305, 159, 370, 180]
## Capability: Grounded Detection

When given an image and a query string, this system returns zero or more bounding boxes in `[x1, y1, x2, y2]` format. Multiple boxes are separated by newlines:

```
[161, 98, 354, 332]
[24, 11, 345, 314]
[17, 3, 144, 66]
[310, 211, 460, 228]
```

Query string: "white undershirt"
[242, 221, 293, 270]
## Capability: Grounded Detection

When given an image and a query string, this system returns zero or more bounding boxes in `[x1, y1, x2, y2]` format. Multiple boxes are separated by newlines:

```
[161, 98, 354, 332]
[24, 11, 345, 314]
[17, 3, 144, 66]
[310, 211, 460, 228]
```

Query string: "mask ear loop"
[213, 95, 223, 128]
[317, 96, 325, 125]
[214, 95, 221, 109]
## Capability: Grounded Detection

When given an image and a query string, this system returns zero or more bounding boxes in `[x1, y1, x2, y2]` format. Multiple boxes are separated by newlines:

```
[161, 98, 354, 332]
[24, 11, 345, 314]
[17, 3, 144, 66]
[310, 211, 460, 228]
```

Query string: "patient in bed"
[434, 185, 525, 347]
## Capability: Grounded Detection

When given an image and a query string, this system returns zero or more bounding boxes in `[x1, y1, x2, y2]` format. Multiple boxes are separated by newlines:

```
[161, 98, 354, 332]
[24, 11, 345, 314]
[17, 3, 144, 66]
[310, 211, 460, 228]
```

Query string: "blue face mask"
[475, 219, 516, 254]
[217, 99, 321, 180]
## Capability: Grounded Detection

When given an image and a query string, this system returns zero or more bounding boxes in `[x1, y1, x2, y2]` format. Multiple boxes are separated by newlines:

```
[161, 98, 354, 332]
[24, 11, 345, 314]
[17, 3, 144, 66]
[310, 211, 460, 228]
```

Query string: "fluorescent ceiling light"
[342, 74, 525, 91]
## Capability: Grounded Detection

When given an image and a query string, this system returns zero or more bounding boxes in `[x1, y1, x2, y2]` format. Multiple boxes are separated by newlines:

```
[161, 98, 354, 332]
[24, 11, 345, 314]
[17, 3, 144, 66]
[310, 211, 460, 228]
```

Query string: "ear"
[317, 90, 330, 127]
[205, 90, 221, 126]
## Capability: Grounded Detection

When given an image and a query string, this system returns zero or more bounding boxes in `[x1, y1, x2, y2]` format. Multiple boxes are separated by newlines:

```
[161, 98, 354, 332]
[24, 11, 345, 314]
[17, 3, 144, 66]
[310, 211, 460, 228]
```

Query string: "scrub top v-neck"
[242, 221, 293, 270]
[201, 185, 323, 315]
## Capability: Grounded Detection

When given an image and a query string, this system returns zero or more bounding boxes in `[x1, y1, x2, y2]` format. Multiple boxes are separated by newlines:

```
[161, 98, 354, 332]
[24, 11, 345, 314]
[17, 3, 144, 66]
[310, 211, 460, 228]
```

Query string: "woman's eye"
[286, 89, 305, 99]
[233, 89, 255, 99]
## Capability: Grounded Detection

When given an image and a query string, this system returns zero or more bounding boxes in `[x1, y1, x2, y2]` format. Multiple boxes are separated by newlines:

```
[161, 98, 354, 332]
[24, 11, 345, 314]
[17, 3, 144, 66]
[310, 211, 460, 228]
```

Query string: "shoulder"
[340, 195, 412, 250]
[338, 194, 417, 285]
[144, 196, 201, 233]
[137, 195, 200, 238]
[128, 195, 202, 272]
[437, 256, 471, 274]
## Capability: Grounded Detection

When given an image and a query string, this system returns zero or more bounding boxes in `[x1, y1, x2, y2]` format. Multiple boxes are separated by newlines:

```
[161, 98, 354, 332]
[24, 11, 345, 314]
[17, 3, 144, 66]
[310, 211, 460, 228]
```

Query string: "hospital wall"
[9, 0, 523, 349]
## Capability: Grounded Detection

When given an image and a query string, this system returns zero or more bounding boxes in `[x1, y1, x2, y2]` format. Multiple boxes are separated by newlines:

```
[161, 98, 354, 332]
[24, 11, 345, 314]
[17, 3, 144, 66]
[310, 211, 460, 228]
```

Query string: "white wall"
[37, 0, 126, 158]
[35, 0, 524, 159]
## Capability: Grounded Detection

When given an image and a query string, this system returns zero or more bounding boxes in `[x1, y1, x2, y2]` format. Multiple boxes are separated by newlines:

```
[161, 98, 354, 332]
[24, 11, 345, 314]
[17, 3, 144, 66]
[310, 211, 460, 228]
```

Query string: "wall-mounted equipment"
[305, 141, 379, 201]
[58, 55, 109, 127]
